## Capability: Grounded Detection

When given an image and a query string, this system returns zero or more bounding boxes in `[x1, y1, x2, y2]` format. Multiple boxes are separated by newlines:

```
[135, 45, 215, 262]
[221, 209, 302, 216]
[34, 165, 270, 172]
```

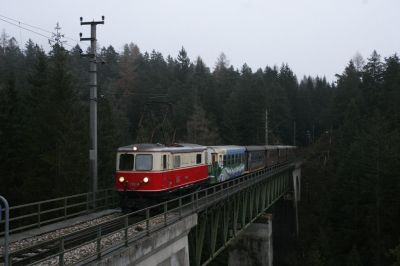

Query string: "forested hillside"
[0, 33, 399, 265]
[292, 52, 400, 266]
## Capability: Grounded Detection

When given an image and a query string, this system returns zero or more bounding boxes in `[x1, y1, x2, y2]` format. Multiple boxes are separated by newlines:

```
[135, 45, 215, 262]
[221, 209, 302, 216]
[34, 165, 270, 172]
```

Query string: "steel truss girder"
[189, 169, 291, 266]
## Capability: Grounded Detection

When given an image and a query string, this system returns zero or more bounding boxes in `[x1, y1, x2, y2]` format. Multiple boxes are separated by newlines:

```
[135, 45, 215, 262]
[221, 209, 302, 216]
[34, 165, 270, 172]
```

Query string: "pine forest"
[0, 33, 400, 265]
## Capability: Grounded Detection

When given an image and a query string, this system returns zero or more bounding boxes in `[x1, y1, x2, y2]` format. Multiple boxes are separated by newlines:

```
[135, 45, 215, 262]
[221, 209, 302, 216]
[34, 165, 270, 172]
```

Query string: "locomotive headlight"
[118, 176, 125, 183]
[143, 177, 149, 183]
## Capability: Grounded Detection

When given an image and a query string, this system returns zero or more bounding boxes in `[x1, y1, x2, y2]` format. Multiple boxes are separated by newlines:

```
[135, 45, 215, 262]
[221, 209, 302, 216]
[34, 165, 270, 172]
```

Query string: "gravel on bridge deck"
[0, 209, 119, 253]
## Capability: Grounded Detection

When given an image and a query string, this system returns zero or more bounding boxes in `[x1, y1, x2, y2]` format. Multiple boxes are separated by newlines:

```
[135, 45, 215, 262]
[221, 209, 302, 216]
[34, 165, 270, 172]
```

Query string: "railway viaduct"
[0, 161, 301, 266]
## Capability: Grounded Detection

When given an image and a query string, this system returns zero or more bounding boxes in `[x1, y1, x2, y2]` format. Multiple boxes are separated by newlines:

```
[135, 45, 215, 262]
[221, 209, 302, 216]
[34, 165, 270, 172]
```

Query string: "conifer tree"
[186, 105, 220, 145]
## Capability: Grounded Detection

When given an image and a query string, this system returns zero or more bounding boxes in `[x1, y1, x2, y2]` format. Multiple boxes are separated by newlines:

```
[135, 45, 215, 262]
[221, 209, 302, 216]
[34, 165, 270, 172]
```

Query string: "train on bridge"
[115, 143, 296, 209]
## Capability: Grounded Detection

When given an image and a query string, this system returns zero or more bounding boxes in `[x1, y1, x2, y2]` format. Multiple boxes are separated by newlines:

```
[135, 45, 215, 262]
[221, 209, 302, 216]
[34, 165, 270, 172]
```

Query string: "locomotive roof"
[117, 143, 206, 153]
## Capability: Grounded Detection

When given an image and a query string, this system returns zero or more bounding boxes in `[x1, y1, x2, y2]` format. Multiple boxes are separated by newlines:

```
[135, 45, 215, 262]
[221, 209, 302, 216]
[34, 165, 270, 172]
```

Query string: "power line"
[0, 14, 52, 34]
[0, 17, 77, 49]
[0, 14, 88, 47]
[0, 17, 52, 41]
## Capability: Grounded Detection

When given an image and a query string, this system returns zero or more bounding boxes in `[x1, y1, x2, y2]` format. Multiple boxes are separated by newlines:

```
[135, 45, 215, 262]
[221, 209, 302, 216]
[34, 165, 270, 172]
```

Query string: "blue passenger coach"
[207, 146, 246, 183]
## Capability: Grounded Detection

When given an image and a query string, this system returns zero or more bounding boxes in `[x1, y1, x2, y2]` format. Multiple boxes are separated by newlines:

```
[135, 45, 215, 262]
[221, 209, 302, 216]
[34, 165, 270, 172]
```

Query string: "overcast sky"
[1, 0, 399, 82]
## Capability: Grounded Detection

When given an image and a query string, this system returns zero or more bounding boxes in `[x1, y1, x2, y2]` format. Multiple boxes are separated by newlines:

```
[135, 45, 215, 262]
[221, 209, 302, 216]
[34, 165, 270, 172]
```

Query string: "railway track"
[9, 217, 122, 265]
[1, 206, 171, 265]
[9, 216, 128, 265]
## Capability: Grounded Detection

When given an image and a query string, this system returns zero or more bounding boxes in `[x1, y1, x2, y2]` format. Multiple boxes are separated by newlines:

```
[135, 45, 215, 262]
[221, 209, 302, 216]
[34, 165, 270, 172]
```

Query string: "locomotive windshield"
[119, 153, 134, 170]
[135, 154, 153, 171]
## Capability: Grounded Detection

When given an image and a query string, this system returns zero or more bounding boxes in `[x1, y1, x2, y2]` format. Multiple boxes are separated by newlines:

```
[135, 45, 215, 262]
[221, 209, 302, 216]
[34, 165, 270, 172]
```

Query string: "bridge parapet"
[93, 214, 197, 266]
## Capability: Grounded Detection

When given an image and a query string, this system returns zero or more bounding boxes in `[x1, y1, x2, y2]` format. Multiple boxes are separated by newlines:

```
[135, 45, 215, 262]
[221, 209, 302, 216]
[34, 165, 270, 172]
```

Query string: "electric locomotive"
[115, 143, 209, 208]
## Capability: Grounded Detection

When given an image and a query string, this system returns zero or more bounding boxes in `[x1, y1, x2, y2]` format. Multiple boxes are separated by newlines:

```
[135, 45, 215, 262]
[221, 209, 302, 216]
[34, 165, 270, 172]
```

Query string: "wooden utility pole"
[80, 16, 104, 202]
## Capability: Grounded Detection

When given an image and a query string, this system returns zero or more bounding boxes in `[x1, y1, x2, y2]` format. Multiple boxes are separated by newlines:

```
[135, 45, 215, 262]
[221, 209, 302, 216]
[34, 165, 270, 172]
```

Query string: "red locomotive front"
[115, 143, 209, 201]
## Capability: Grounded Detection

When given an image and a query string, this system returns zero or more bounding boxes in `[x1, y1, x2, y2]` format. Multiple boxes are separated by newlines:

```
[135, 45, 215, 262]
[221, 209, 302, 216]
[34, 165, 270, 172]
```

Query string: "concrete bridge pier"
[292, 166, 301, 236]
[228, 213, 273, 266]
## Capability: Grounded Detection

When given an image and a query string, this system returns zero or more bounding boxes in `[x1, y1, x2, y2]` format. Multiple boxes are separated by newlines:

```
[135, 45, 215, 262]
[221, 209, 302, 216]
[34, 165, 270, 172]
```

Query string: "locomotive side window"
[174, 155, 181, 168]
[196, 154, 202, 164]
[135, 154, 153, 171]
[119, 154, 134, 170]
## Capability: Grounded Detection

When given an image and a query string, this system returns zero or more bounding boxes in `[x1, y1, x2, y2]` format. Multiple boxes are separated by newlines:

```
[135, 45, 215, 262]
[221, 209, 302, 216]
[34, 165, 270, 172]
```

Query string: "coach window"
[174, 155, 181, 168]
[119, 153, 134, 170]
[223, 155, 226, 166]
[135, 154, 153, 171]
[196, 154, 202, 164]
[212, 153, 217, 164]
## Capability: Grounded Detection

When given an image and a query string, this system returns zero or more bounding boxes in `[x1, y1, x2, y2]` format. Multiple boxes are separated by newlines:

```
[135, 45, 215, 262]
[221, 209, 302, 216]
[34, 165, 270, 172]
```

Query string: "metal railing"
[0, 196, 9, 266]
[3, 161, 296, 265]
[0, 188, 117, 237]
